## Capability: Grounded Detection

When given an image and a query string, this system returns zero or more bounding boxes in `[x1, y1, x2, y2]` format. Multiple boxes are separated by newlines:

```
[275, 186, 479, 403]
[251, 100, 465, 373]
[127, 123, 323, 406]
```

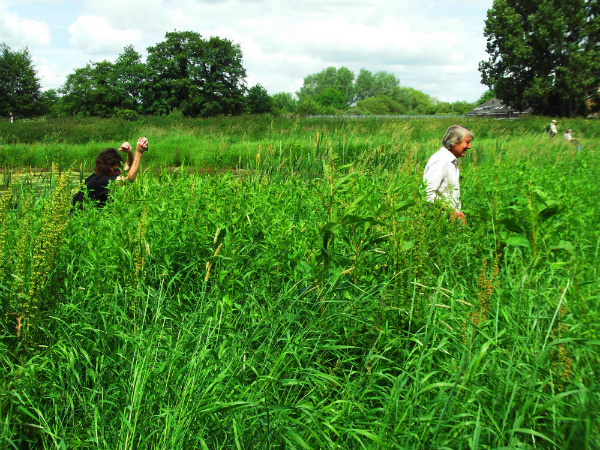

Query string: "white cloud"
[34, 56, 65, 88]
[69, 15, 143, 55]
[0, 10, 51, 47]
[5, 0, 494, 101]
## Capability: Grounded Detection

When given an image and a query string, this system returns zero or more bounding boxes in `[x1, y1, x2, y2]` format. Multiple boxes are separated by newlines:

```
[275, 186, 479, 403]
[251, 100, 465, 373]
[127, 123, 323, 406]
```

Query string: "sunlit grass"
[0, 116, 598, 448]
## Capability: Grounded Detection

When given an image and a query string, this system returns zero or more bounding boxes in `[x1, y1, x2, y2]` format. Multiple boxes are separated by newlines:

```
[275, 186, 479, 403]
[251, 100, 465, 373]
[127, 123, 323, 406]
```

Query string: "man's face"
[449, 134, 472, 158]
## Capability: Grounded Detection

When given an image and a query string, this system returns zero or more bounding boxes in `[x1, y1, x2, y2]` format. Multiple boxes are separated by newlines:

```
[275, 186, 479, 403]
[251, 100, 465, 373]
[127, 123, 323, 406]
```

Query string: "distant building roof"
[465, 98, 532, 118]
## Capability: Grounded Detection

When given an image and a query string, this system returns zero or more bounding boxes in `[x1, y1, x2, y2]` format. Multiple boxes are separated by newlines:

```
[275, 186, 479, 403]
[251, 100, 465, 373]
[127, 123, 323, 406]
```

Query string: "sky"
[0, 0, 495, 103]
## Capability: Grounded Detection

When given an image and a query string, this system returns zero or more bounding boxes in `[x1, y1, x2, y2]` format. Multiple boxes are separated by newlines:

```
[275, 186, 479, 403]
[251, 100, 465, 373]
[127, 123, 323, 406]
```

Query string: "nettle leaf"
[499, 217, 526, 234]
[532, 188, 549, 203]
[504, 235, 531, 249]
[537, 201, 563, 221]
[469, 205, 490, 221]
[296, 260, 312, 275]
[550, 240, 573, 253]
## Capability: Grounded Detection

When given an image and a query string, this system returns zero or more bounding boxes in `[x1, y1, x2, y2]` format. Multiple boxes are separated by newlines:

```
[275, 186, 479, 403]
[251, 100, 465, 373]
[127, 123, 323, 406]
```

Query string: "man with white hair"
[423, 125, 474, 225]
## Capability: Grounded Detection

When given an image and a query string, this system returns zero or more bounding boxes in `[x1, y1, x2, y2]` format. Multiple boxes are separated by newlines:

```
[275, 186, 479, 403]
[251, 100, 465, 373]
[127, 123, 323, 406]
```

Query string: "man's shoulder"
[426, 147, 454, 164]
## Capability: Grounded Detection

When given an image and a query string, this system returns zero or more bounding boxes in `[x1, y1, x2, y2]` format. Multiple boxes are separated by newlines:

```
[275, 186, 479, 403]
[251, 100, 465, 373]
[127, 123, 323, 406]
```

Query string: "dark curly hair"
[95, 148, 123, 177]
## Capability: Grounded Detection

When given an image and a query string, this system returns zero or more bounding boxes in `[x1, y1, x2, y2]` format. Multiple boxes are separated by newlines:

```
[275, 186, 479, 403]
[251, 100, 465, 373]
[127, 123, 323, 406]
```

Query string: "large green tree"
[61, 61, 121, 117]
[354, 69, 400, 102]
[271, 92, 297, 114]
[113, 45, 147, 113]
[145, 31, 247, 117]
[0, 44, 42, 119]
[246, 84, 272, 114]
[479, 0, 600, 117]
[60, 46, 146, 117]
[297, 66, 355, 107]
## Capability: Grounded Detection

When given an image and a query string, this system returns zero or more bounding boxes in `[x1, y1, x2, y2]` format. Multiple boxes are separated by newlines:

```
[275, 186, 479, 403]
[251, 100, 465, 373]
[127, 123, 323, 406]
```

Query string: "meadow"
[0, 115, 599, 449]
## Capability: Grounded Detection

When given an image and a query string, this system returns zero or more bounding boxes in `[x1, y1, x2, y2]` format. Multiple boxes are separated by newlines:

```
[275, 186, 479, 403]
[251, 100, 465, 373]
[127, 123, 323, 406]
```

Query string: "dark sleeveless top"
[71, 174, 117, 210]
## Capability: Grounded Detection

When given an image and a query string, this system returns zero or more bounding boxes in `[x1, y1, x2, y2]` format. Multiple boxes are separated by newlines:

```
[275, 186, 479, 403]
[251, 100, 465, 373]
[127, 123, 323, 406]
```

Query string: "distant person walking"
[562, 128, 582, 150]
[547, 119, 557, 136]
[72, 137, 149, 211]
[9, 112, 13, 123]
[423, 125, 474, 226]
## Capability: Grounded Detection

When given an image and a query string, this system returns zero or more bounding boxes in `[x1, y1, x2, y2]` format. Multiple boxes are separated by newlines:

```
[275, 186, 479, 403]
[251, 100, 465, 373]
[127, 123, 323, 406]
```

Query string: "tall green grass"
[1, 115, 599, 170]
[0, 117, 598, 448]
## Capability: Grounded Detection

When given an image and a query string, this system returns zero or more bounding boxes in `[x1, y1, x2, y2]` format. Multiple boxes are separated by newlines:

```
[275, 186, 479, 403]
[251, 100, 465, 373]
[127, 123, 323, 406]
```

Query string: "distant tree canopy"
[246, 84, 272, 114]
[479, 0, 600, 117]
[60, 31, 247, 118]
[294, 67, 476, 116]
[477, 89, 495, 104]
[297, 67, 401, 108]
[271, 93, 297, 114]
[297, 66, 355, 107]
[354, 69, 400, 102]
[2, 38, 480, 120]
[0, 44, 42, 119]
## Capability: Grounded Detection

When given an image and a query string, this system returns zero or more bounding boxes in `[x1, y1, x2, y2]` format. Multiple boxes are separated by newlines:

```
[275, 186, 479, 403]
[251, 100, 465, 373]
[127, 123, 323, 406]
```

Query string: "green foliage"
[0, 118, 599, 448]
[477, 89, 496, 104]
[298, 67, 404, 111]
[352, 87, 452, 116]
[59, 31, 247, 119]
[0, 44, 42, 119]
[392, 87, 438, 115]
[115, 109, 139, 121]
[296, 96, 322, 116]
[354, 69, 401, 102]
[480, 0, 600, 117]
[0, 164, 73, 344]
[356, 94, 406, 115]
[297, 66, 355, 108]
[271, 92, 297, 115]
[245, 84, 272, 114]
[37, 89, 60, 117]
[61, 61, 121, 117]
[314, 87, 346, 111]
[113, 45, 147, 113]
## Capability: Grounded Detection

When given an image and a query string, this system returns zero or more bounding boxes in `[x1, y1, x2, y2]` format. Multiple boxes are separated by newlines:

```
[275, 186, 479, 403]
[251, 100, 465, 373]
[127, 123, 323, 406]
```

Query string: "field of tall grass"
[0, 116, 599, 449]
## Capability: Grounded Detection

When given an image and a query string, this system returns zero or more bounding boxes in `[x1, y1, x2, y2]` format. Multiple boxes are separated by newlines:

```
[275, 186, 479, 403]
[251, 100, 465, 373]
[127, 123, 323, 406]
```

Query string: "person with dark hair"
[72, 137, 149, 210]
[423, 125, 474, 225]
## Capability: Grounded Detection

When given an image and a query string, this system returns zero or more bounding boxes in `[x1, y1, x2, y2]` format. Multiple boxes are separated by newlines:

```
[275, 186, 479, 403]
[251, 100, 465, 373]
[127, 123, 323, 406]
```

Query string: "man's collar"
[439, 147, 458, 163]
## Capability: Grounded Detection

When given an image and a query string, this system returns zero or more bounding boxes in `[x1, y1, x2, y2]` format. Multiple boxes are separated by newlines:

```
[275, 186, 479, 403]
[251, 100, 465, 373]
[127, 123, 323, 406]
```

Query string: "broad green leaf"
[505, 235, 531, 249]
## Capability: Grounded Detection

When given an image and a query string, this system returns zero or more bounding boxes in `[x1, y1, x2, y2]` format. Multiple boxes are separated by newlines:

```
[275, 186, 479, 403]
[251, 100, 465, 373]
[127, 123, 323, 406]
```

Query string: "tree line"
[290, 66, 480, 116]
[3, 3, 600, 122]
[0, 30, 482, 120]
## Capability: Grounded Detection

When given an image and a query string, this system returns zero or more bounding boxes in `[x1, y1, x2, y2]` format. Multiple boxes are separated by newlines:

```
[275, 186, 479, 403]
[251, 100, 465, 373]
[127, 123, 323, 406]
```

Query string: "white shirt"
[423, 147, 461, 211]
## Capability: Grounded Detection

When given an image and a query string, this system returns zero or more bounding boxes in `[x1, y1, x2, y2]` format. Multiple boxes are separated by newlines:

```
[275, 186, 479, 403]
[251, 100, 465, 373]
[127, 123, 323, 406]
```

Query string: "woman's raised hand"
[119, 142, 132, 152]
[136, 137, 149, 152]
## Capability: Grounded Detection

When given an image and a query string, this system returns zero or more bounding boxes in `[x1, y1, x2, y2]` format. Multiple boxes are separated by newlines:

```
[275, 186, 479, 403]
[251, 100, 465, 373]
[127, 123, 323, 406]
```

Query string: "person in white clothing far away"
[422, 125, 474, 226]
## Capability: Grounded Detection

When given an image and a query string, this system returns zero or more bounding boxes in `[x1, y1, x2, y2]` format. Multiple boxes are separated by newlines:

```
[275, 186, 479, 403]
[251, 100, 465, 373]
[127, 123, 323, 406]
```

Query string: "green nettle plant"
[0, 116, 598, 449]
